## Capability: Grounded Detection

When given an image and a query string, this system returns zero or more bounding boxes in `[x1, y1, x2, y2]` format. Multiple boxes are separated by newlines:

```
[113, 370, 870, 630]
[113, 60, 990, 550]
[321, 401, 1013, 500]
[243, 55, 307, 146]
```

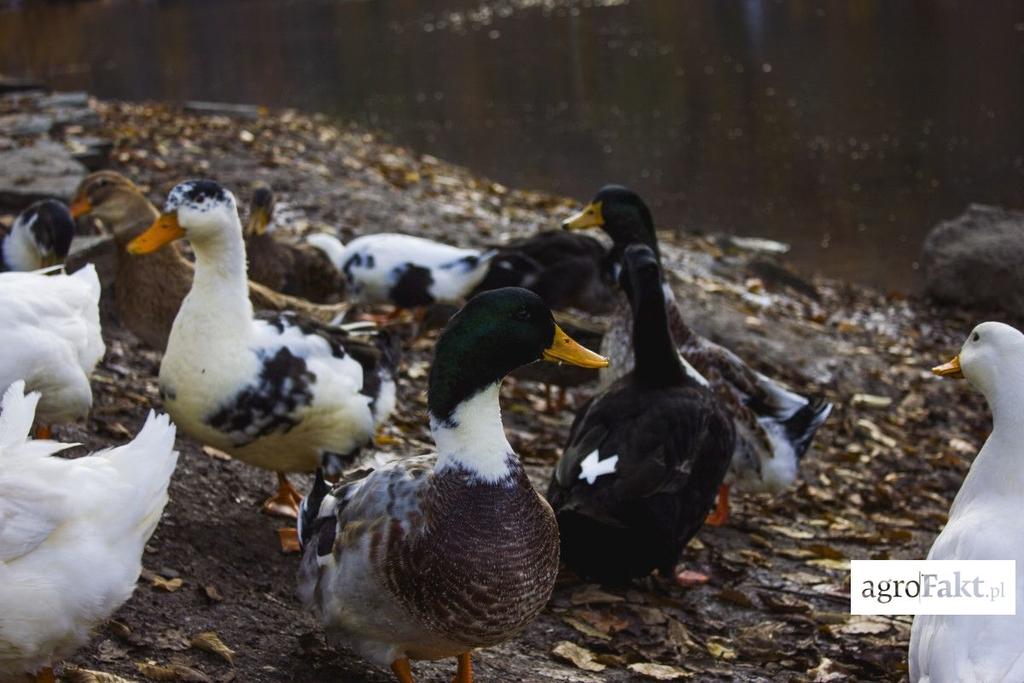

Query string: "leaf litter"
[0, 87, 996, 681]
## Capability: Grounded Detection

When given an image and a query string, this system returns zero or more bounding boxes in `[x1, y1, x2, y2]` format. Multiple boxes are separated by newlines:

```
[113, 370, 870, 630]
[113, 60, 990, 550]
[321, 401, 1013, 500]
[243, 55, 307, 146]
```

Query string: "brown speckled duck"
[297, 287, 608, 683]
[244, 182, 346, 303]
[69, 172, 348, 351]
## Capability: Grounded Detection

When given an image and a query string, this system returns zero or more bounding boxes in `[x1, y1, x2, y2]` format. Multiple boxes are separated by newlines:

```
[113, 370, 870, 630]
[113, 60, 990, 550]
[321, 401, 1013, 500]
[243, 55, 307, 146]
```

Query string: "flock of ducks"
[0, 169, 1017, 682]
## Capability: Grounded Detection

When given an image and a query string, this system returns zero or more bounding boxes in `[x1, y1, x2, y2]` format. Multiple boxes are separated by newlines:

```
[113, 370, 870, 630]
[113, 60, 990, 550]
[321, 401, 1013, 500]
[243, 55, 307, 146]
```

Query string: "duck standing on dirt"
[127, 180, 397, 544]
[909, 322, 1024, 683]
[70, 171, 349, 352]
[0, 264, 104, 438]
[308, 231, 495, 311]
[547, 245, 734, 584]
[563, 185, 831, 524]
[1, 199, 76, 271]
[244, 182, 346, 303]
[297, 287, 608, 683]
[0, 381, 178, 683]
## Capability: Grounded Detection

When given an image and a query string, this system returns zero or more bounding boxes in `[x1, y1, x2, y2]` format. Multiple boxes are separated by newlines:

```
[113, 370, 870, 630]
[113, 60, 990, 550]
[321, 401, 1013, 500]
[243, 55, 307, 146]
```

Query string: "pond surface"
[3, 0, 1024, 289]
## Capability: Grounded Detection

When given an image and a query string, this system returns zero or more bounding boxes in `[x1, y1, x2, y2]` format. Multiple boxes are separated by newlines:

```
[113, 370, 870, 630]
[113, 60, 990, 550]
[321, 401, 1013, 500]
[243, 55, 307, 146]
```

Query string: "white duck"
[307, 232, 494, 309]
[0, 380, 178, 683]
[0, 264, 104, 436]
[127, 180, 398, 534]
[909, 321, 1024, 682]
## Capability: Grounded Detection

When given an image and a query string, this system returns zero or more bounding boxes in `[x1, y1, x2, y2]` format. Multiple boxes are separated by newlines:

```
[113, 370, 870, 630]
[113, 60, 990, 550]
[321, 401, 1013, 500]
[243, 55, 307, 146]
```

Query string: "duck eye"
[973, 332, 980, 342]
[513, 307, 531, 322]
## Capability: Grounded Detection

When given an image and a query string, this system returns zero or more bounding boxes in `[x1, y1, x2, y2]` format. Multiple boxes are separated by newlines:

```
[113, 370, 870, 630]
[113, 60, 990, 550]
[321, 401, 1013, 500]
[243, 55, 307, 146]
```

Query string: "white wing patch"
[578, 450, 619, 485]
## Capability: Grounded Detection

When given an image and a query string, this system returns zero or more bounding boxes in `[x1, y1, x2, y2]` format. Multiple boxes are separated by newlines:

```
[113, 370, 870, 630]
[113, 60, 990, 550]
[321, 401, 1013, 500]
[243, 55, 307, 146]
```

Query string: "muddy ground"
[2, 95, 1007, 682]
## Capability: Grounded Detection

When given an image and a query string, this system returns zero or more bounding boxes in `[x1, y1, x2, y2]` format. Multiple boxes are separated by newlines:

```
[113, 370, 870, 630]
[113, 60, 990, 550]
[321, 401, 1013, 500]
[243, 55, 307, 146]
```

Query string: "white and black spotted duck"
[307, 231, 495, 310]
[547, 245, 734, 584]
[126, 180, 398, 545]
[564, 186, 832, 525]
[2, 199, 76, 271]
[297, 287, 608, 683]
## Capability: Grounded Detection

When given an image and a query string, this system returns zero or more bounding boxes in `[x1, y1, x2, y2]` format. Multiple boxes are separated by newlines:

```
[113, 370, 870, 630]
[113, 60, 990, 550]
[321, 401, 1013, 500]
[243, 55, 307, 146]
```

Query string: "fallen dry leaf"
[627, 662, 691, 679]
[551, 641, 606, 672]
[569, 585, 624, 606]
[705, 638, 738, 660]
[64, 669, 138, 683]
[190, 631, 236, 666]
[839, 616, 892, 636]
[136, 662, 212, 683]
[562, 616, 610, 641]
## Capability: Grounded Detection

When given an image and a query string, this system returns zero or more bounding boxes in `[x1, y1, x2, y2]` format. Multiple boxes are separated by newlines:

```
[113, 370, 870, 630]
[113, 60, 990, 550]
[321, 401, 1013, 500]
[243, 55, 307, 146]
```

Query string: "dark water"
[3, 0, 1024, 290]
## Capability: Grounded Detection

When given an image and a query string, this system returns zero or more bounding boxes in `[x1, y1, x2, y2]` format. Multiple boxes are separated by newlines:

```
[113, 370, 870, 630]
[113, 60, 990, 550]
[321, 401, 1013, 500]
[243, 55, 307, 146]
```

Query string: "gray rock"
[0, 112, 54, 136]
[38, 91, 89, 108]
[922, 204, 1024, 315]
[0, 139, 87, 208]
[184, 100, 262, 120]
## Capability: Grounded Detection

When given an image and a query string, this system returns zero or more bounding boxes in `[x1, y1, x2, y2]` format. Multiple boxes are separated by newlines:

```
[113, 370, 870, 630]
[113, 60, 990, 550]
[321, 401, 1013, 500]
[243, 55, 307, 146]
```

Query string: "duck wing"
[665, 293, 832, 462]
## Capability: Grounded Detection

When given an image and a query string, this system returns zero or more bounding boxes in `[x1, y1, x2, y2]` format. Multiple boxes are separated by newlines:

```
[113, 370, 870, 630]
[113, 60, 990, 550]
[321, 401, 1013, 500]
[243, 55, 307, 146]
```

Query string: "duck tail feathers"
[100, 411, 179, 539]
[306, 233, 346, 270]
[785, 398, 832, 460]
[0, 381, 38, 450]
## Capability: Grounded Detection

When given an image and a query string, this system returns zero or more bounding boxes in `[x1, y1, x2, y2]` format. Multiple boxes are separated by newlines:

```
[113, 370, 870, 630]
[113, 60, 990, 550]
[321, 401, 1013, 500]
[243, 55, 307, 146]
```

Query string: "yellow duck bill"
[543, 325, 609, 368]
[932, 355, 963, 378]
[562, 201, 604, 230]
[127, 213, 186, 254]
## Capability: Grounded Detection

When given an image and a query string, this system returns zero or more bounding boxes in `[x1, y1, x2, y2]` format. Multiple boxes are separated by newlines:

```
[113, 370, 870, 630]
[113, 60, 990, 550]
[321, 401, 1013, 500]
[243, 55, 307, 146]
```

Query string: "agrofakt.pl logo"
[850, 560, 1016, 615]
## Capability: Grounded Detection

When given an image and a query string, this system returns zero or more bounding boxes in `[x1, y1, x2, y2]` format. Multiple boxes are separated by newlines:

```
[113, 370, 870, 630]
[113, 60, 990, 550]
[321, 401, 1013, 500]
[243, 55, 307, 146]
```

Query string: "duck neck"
[952, 376, 1024, 511]
[430, 383, 516, 485]
[106, 193, 161, 245]
[182, 218, 253, 334]
[1, 226, 40, 270]
[629, 277, 687, 388]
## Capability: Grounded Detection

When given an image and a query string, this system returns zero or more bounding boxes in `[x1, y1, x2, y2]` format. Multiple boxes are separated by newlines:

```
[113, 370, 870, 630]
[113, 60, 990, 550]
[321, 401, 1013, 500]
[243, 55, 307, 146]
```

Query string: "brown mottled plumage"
[70, 172, 349, 351]
[243, 183, 346, 304]
[382, 463, 559, 649]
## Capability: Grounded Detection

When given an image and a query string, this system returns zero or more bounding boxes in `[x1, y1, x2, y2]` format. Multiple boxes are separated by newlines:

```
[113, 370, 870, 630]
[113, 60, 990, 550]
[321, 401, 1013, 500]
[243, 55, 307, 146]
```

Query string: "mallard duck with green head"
[297, 287, 608, 683]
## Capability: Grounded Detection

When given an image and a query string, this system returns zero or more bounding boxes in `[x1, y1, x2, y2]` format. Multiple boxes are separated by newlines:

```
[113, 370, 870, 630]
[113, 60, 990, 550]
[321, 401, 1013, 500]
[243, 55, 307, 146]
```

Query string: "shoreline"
[0, 90, 1000, 681]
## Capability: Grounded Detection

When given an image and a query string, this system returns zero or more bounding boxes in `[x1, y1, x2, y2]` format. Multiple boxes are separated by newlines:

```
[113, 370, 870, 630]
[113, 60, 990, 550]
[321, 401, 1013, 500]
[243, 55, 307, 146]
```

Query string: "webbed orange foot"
[705, 483, 730, 527]
[391, 657, 414, 683]
[278, 527, 300, 554]
[261, 473, 302, 519]
[454, 652, 473, 683]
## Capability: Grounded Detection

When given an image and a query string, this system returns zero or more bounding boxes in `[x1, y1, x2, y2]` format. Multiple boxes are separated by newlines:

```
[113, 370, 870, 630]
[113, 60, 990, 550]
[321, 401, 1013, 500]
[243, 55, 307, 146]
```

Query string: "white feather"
[0, 265, 105, 424]
[0, 382, 178, 678]
[315, 232, 494, 305]
[909, 322, 1024, 683]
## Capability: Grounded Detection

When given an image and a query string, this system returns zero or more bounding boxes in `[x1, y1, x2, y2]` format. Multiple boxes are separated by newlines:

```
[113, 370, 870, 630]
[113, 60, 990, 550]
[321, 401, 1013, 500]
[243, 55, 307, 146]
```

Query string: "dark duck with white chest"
[547, 244, 734, 584]
[1, 199, 75, 271]
[297, 287, 608, 683]
[243, 182, 347, 303]
[126, 180, 398, 532]
[564, 186, 832, 525]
